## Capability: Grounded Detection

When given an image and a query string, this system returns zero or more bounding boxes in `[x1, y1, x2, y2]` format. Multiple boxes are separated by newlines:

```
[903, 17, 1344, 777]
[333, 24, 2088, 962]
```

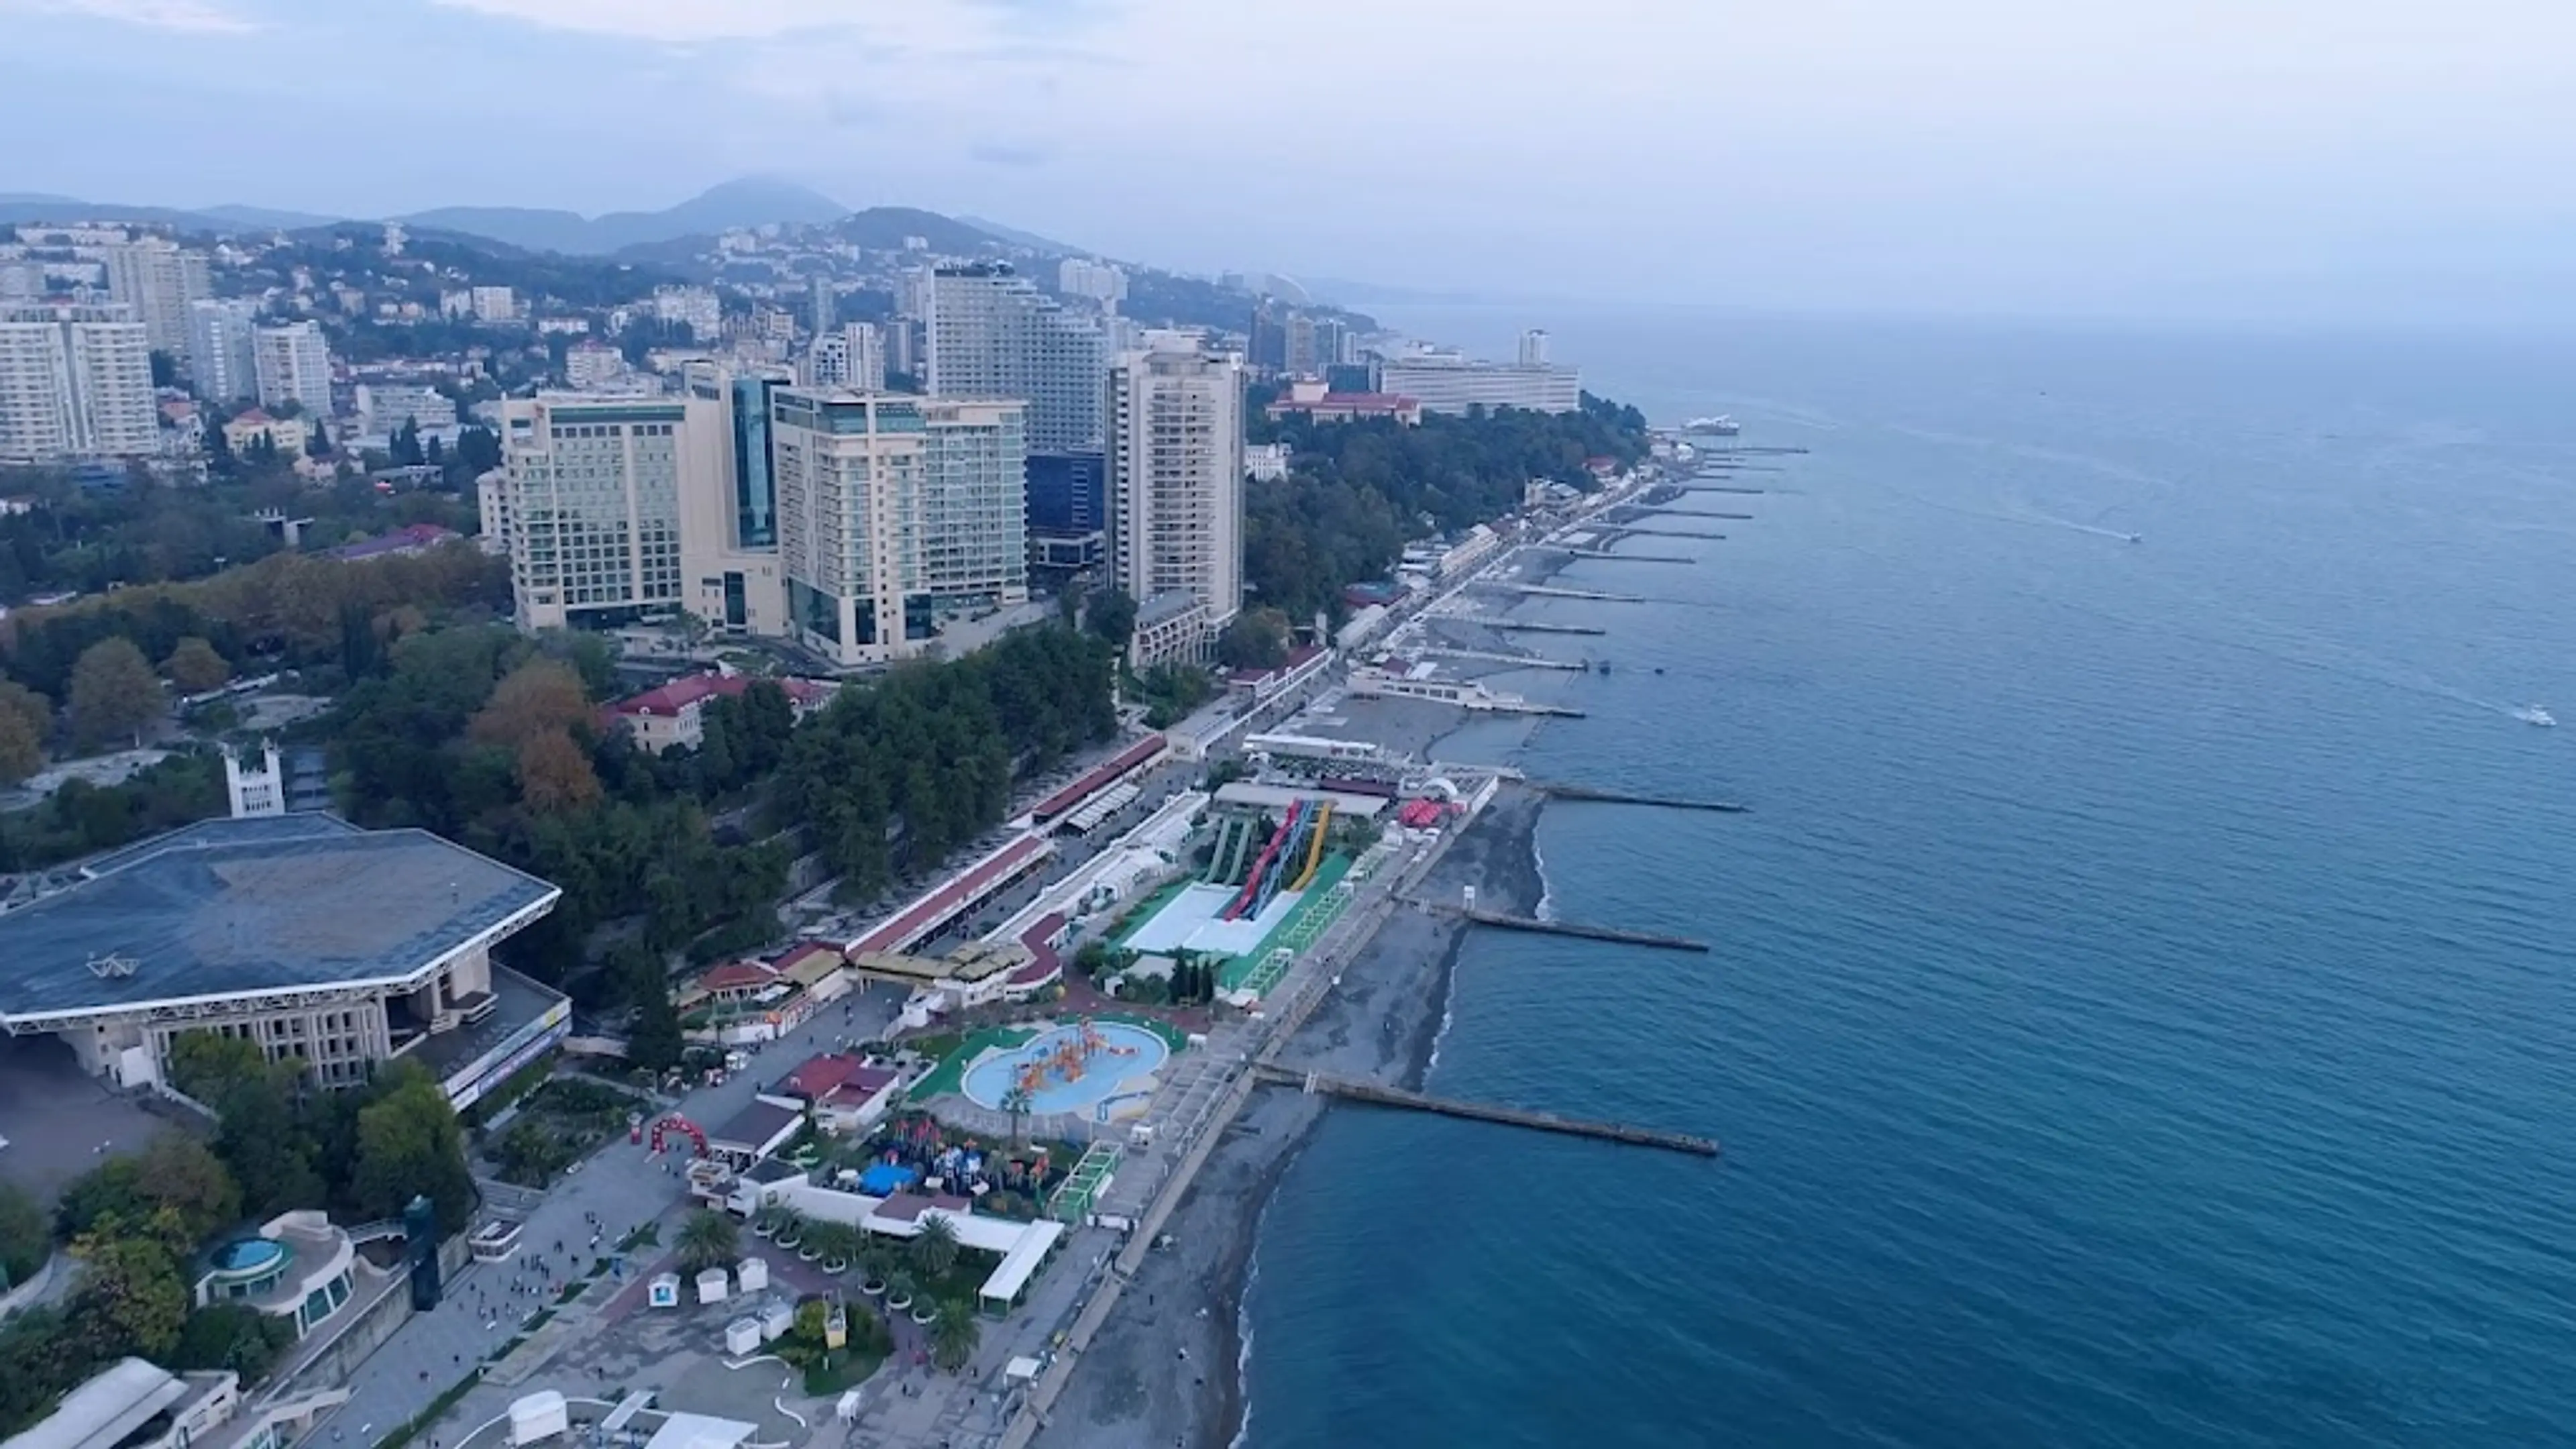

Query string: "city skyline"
[3, 1, 2572, 324]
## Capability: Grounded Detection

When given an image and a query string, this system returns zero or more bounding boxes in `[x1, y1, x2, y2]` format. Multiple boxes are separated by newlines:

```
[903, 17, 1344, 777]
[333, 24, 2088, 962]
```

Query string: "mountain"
[956, 215, 1085, 255]
[398, 178, 853, 255]
[200, 203, 340, 231]
[0, 193, 248, 231]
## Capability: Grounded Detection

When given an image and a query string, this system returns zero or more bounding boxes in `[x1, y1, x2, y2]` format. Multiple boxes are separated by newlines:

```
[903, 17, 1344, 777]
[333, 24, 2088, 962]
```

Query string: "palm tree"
[857, 1242, 895, 1293]
[1000, 1085, 1034, 1147]
[676, 1210, 739, 1275]
[883, 1269, 917, 1312]
[911, 1213, 959, 1281]
[928, 1299, 981, 1373]
[807, 1221, 859, 1269]
[771, 1209, 806, 1248]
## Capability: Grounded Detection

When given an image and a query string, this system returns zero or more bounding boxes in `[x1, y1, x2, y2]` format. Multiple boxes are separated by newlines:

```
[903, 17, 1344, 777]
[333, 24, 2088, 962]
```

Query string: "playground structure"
[1012, 1017, 1140, 1098]
[1205, 800, 1334, 922]
[646, 1114, 709, 1156]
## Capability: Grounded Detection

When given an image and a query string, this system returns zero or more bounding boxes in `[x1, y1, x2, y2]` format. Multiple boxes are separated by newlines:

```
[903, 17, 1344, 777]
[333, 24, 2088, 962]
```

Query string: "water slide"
[1289, 802, 1335, 890]
[1224, 802, 1304, 920]
[1203, 816, 1244, 883]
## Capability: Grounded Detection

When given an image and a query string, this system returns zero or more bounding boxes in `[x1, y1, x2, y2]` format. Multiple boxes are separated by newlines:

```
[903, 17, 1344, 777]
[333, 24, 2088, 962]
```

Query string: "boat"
[2127, 533, 2142, 544]
[2513, 704, 2556, 727]
[1682, 415, 1741, 436]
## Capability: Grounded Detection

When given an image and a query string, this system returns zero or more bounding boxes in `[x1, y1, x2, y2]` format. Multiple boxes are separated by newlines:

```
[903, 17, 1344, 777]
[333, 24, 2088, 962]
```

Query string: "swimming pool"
[211, 1238, 284, 1273]
[960, 1021, 1169, 1116]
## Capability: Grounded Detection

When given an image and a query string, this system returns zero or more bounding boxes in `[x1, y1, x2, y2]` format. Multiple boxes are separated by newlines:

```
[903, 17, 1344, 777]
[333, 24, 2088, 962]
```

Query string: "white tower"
[225, 741, 285, 818]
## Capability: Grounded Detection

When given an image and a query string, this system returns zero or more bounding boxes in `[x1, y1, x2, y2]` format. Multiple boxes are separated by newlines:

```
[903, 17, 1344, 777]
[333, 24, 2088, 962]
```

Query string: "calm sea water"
[1239, 310, 2576, 1448]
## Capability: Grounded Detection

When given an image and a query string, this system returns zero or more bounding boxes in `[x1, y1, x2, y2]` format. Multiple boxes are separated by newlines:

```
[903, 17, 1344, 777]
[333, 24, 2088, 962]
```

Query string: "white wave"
[1532, 833, 1556, 922]
[1226, 1212, 1267, 1449]
[1426, 992, 1457, 1073]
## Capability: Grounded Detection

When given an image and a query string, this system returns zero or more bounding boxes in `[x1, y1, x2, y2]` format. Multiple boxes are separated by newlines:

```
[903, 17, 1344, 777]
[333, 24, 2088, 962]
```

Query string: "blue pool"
[961, 1022, 1170, 1116]
[858, 1162, 918, 1195]
[211, 1238, 283, 1273]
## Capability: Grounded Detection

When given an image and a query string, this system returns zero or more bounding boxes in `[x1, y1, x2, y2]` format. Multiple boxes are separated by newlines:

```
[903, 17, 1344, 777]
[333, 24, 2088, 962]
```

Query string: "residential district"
[0, 199, 1723, 1449]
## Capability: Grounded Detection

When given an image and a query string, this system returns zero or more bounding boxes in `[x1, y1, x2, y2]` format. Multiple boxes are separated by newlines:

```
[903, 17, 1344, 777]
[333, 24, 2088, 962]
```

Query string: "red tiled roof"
[1030, 735, 1167, 823]
[697, 960, 777, 993]
[608, 672, 833, 720]
[775, 1051, 897, 1100]
[844, 834, 1054, 957]
[820, 1069, 898, 1107]
[773, 942, 841, 975]
[1009, 912, 1069, 987]
[1228, 643, 1324, 687]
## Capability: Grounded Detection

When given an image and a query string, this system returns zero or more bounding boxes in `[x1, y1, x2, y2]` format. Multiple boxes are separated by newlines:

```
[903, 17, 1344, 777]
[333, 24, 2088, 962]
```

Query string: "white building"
[1517, 328, 1551, 366]
[225, 741, 286, 818]
[494, 392, 707, 630]
[1244, 440, 1292, 482]
[805, 322, 885, 392]
[470, 285, 517, 323]
[1377, 353, 1582, 415]
[99, 238, 209, 356]
[676, 364, 794, 639]
[354, 380, 456, 435]
[926, 262, 1106, 453]
[654, 285, 723, 337]
[771, 388, 1029, 667]
[564, 339, 628, 390]
[0, 303, 158, 463]
[1106, 335, 1244, 665]
[251, 321, 333, 418]
[1057, 258, 1127, 309]
[185, 297, 260, 404]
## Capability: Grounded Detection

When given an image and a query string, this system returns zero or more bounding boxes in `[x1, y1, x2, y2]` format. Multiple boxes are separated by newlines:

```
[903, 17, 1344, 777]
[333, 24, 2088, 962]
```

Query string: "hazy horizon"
[3, 0, 2571, 325]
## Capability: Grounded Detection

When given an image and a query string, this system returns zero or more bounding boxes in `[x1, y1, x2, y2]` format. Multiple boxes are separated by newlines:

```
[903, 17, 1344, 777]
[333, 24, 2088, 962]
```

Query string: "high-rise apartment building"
[0, 303, 158, 463]
[1377, 352, 1581, 415]
[186, 299, 260, 404]
[925, 263, 1105, 453]
[805, 323, 885, 393]
[1057, 258, 1127, 309]
[100, 239, 209, 356]
[1106, 335, 1244, 665]
[770, 389, 1028, 666]
[493, 393, 706, 630]
[252, 321, 333, 418]
[1517, 329, 1551, 367]
[470, 286, 516, 323]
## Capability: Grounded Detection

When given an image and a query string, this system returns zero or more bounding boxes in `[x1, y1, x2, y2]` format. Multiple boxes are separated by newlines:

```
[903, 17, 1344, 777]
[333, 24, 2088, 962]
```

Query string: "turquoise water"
[1241, 313, 2576, 1448]
[211, 1238, 284, 1273]
[961, 1022, 1169, 1115]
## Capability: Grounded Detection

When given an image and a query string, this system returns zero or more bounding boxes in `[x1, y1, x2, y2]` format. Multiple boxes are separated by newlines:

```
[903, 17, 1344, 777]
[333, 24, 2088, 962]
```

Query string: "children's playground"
[960, 1018, 1170, 1118]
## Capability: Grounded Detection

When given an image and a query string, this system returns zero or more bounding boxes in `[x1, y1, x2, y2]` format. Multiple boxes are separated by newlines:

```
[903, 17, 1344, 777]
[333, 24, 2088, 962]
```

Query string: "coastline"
[1032, 788, 1548, 1449]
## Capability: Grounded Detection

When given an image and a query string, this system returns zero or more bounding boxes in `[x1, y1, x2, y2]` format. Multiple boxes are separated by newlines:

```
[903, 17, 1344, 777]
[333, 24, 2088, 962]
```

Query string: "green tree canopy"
[0, 1181, 48, 1288]
[347, 1065, 473, 1231]
[64, 1234, 189, 1364]
[161, 636, 231, 695]
[66, 636, 164, 747]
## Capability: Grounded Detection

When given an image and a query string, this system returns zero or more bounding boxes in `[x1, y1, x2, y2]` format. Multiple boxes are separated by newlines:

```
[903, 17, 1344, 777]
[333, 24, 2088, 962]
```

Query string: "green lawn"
[1221, 853, 1353, 989]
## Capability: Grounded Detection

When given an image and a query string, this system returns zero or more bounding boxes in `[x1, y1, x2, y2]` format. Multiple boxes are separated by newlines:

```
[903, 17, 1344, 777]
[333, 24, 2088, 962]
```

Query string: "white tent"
[507, 1391, 568, 1447]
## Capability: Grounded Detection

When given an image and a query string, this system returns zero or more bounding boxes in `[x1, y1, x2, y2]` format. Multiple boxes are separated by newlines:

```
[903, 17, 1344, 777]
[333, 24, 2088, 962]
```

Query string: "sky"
[4, 0, 2574, 323]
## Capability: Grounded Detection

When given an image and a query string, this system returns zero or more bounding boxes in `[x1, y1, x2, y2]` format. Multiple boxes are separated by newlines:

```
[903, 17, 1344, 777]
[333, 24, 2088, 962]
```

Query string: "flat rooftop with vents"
[0, 814, 564, 1099]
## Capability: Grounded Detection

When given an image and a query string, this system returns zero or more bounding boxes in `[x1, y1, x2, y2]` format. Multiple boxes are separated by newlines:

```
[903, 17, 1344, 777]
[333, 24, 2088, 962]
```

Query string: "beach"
[1032, 784, 1548, 1449]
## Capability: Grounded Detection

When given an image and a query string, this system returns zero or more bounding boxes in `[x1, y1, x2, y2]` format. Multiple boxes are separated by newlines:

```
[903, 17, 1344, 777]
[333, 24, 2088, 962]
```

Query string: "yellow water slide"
[1289, 801, 1334, 890]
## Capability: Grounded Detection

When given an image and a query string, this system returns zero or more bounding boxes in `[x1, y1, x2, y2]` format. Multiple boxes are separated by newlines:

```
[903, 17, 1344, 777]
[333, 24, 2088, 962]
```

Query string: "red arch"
[649, 1114, 708, 1156]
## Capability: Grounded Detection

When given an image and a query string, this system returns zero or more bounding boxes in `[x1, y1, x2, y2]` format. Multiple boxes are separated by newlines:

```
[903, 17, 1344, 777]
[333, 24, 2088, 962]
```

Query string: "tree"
[390, 419, 423, 468]
[150, 350, 179, 388]
[1000, 1085, 1033, 1149]
[305, 423, 331, 458]
[0, 1182, 46, 1289]
[910, 1212, 959, 1281]
[170, 1302, 298, 1381]
[517, 728, 603, 812]
[347, 1068, 474, 1231]
[928, 1298, 979, 1373]
[1084, 588, 1137, 648]
[624, 959, 685, 1074]
[66, 636, 164, 747]
[162, 636, 231, 695]
[133, 1134, 241, 1247]
[66, 1234, 188, 1363]
[676, 1210, 739, 1274]
[1215, 608, 1291, 671]
[471, 658, 591, 749]
[0, 706, 40, 786]
[0, 682, 51, 744]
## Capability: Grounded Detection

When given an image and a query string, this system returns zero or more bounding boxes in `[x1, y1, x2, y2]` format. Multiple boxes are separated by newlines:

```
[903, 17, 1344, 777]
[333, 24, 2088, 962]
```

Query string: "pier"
[1483, 582, 1648, 602]
[1675, 483, 1767, 494]
[1593, 526, 1726, 542]
[1251, 1063, 1720, 1157]
[1487, 620, 1607, 637]
[1426, 902, 1711, 953]
[1562, 547, 1695, 563]
[1625, 506, 1754, 521]
[1536, 780, 1750, 812]
[1417, 647, 1589, 671]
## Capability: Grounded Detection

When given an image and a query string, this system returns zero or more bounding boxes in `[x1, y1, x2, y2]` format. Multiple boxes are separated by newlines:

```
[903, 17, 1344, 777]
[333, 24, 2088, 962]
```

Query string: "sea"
[1236, 307, 2576, 1448]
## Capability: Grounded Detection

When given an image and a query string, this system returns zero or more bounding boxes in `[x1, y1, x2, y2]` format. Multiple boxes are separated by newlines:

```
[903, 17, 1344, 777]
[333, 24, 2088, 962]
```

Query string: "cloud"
[968, 140, 1051, 168]
[5, 0, 259, 31]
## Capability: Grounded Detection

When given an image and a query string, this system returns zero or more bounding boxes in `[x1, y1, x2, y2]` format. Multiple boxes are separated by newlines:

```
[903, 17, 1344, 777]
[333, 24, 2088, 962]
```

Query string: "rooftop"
[7, 1359, 212, 1449]
[0, 817, 559, 1024]
[708, 1099, 800, 1150]
[842, 833, 1052, 957]
[1028, 734, 1167, 822]
[605, 672, 835, 721]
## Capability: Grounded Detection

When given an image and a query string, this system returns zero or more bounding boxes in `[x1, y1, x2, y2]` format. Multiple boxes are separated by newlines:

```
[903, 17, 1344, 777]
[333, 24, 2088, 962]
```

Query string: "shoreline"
[1031, 790, 1549, 1449]
[1034, 539, 1582, 1449]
